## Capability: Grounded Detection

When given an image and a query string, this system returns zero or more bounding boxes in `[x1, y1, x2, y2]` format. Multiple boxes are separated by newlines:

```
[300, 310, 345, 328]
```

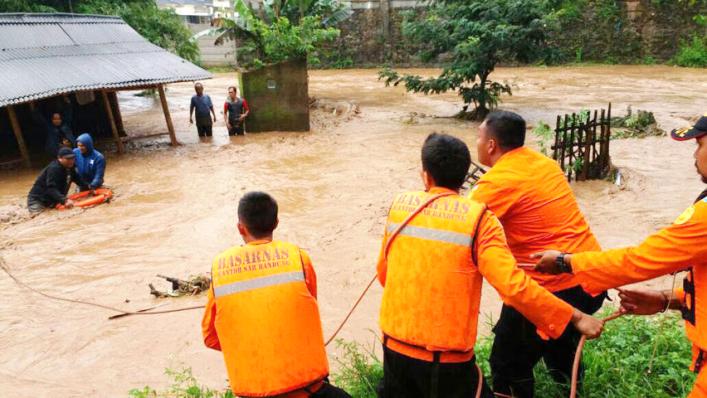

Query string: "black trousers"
[379, 345, 494, 398]
[490, 285, 606, 398]
[310, 382, 352, 398]
[228, 120, 244, 136]
[27, 196, 47, 213]
[195, 116, 213, 137]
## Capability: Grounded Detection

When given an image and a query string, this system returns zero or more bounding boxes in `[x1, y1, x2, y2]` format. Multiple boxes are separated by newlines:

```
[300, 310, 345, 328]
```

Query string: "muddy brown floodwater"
[0, 66, 705, 397]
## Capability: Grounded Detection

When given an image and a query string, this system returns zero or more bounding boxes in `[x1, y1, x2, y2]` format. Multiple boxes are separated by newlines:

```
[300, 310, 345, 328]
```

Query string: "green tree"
[210, 0, 348, 69]
[0, 0, 199, 63]
[379, 0, 555, 120]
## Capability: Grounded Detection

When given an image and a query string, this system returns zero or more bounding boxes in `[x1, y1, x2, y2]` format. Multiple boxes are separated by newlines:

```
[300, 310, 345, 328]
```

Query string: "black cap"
[671, 114, 707, 141]
[57, 147, 75, 159]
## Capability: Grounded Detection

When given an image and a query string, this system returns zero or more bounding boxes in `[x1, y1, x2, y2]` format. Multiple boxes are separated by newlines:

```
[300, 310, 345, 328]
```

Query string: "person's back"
[202, 192, 350, 398]
[376, 133, 603, 398]
[380, 189, 488, 359]
[73, 134, 105, 189]
[472, 146, 600, 291]
[470, 111, 605, 397]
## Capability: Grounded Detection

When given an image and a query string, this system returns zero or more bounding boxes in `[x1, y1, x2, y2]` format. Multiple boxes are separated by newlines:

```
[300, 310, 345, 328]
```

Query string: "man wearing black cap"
[531, 114, 707, 397]
[27, 147, 89, 214]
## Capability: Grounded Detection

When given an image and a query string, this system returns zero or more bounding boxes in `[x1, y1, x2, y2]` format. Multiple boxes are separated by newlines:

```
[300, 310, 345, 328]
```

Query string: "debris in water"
[149, 274, 211, 298]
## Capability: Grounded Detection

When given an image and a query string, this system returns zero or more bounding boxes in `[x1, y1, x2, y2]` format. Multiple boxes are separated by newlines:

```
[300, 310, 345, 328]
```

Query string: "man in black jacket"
[27, 148, 89, 213]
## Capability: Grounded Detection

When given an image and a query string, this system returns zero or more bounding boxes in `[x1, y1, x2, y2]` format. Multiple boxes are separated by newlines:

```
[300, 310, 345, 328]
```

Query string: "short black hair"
[483, 111, 526, 150]
[228, 86, 237, 93]
[238, 192, 278, 238]
[421, 133, 471, 190]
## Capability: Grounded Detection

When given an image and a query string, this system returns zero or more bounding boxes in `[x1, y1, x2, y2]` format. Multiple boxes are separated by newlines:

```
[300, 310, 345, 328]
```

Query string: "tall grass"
[127, 311, 695, 398]
[334, 311, 696, 398]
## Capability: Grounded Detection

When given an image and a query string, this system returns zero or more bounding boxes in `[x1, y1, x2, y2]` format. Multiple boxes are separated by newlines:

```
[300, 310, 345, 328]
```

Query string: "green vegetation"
[333, 340, 384, 398]
[611, 108, 666, 139]
[379, 0, 555, 120]
[334, 311, 695, 398]
[673, 35, 707, 68]
[0, 0, 200, 63]
[128, 366, 233, 398]
[125, 312, 694, 398]
[533, 121, 554, 157]
[211, 0, 348, 69]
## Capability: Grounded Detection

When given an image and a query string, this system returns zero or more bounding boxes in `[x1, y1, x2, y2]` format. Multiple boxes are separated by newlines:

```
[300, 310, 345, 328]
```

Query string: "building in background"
[158, 0, 239, 66]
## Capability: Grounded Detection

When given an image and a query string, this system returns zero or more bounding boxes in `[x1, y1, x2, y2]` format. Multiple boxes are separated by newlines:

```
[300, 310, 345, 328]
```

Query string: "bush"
[333, 340, 384, 398]
[673, 35, 707, 68]
[533, 121, 554, 156]
[128, 366, 234, 398]
[333, 310, 695, 398]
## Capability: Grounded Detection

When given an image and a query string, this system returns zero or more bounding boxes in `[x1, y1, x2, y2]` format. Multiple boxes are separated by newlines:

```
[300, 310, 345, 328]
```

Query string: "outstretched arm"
[476, 211, 603, 339]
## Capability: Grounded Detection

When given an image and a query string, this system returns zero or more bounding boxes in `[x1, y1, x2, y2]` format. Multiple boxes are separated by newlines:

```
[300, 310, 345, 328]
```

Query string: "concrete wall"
[191, 0, 705, 67]
[189, 23, 237, 67]
[318, 0, 706, 67]
[241, 58, 310, 132]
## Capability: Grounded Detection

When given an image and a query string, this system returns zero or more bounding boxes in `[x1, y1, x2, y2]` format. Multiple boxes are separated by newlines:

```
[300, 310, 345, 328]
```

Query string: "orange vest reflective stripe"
[380, 190, 486, 355]
[211, 241, 329, 397]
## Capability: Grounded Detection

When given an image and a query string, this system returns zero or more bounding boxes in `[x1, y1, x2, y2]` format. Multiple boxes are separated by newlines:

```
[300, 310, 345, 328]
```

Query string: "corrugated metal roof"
[0, 13, 212, 107]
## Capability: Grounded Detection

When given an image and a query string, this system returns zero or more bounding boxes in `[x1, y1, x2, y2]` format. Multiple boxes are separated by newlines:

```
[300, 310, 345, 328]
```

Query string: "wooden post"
[560, 114, 568, 177]
[606, 102, 612, 173]
[157, 84, 178, 146]
[108, 91, 126, 137]
[7, 105, 31, 167]
[101, 90, 125, 154]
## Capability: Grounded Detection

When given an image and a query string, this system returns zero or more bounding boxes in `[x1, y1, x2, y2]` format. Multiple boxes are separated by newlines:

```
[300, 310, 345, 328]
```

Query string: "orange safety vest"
[380, 190, 486, 356]
[682, 195, 707, 357]
[210, 241, 329, 397]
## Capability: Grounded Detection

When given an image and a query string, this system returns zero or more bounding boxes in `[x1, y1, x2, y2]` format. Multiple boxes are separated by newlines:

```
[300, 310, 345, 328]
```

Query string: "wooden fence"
[552, 104, 612, 181]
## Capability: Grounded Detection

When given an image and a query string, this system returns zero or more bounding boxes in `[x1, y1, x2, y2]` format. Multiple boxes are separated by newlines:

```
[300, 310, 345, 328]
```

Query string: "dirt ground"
[0, 65, 705, 397]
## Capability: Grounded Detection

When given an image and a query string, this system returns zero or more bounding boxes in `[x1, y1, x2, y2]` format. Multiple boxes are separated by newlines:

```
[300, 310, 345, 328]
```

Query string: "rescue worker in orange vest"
[376, 133, 605, 398]
[202, 192, 352, 398]
[470, 111, 607, 397]
[531, 114, 707, 398]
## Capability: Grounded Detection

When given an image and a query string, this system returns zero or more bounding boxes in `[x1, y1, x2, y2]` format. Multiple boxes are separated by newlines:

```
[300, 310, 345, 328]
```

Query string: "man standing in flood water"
[224, 86, 249, 136]
[189, 82, 217, 138]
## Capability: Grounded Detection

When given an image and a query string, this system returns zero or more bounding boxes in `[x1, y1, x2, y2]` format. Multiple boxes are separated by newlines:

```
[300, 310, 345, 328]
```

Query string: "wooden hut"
[0, 13, 212, 167]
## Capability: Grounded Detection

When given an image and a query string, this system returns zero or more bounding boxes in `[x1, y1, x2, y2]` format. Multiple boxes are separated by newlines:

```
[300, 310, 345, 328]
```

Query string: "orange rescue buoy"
[56, 188, 113, 210]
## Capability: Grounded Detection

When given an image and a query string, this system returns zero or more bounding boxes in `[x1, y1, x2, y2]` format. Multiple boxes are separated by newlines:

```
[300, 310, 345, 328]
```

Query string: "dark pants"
[195, 116, 213, 137]
[310, 382, 352, 398]
[379, 346, 494, 398]
[228, 119, 244, 136]
[490, 285, 607, 398]
[27, 196, 47, 213]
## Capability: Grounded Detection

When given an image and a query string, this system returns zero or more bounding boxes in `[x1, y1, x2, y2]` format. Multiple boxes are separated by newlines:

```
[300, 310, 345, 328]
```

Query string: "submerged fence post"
[553, 104, 612, 182]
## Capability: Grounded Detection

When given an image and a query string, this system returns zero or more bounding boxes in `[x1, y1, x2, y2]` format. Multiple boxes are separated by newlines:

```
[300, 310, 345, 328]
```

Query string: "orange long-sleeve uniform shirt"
[202, 240, 327, 398]
[471, 147, 601, 292]
[569, 196, 707, 397]
[377, 187, 574, 363]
